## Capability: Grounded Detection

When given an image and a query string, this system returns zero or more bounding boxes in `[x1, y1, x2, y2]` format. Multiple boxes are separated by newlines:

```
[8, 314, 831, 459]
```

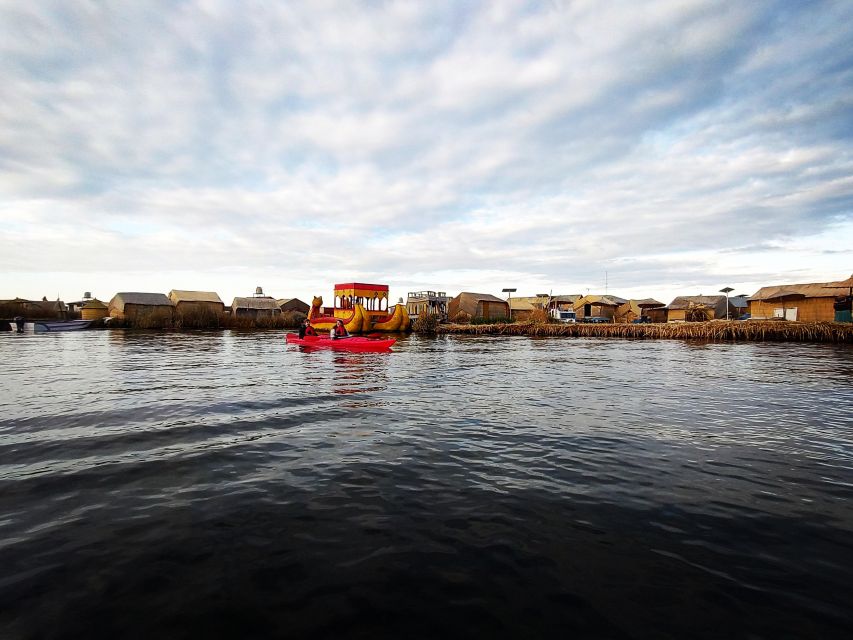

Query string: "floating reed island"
[437, 320, 853, 343]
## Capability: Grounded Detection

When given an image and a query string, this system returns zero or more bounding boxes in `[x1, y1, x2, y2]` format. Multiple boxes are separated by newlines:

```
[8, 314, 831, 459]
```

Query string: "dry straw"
[438, 321, 853, 343]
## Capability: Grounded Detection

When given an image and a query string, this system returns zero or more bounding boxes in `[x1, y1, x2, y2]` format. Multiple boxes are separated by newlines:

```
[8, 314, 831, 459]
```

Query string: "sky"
[1, 0, 851, 306]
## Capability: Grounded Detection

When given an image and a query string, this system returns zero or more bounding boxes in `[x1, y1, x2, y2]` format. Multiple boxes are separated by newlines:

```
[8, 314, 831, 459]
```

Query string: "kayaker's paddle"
[366, 332, 383, 339]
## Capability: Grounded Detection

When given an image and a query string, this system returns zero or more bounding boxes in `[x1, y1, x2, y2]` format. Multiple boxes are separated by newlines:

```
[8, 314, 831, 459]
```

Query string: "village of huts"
[2, 273, 851, 329]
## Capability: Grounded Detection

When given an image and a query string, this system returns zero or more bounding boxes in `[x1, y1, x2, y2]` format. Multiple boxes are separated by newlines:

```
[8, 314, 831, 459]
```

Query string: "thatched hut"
[616, 299, 643, 323]
[645, 306, 669, 323]
[231, 297, 281, 318]
[573, 295, 627, 321]
[277, 298, 310, 314]
[615, 298, 665, 323]
[109, 292, 174, 320]
[666, 296, 727, 322]
[169, 290, 225, 314]
[748, 278, 851, 322]
[508, 298, 538, 321]
[448, 292, 509, 322]
[0, 298, 67, 319]
[80, 299, 108, 321]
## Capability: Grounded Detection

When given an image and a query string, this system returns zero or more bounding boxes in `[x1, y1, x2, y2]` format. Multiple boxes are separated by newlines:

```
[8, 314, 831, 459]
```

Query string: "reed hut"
[511, 295, 550, 309]
[0, 298, 67, 319]
[645, 306, 668, 323]
[666, 296, 727, 322]
[277, 298, 310, 314]
[508, 298, 538, 321]
[109, 292, 174, 320]
[448, 292, 509, 322]
[169, 290, 225, 314]
[748, 278, 851, 322]
[573, 295, 627, 321]
[80, 299, 108, 321]
[615, 298, 665, 323]
[231, 297, 281, 318]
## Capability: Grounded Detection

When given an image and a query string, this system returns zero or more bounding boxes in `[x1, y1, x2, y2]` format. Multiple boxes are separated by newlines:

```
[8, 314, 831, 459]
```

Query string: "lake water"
[1, 330, 852, 639]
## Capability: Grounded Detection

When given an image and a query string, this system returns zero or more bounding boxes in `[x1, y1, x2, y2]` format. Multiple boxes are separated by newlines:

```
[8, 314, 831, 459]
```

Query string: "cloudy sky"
[1, 0, 851, 305]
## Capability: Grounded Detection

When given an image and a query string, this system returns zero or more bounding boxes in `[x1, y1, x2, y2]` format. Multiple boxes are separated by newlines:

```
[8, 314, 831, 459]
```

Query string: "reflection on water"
[0, 330, 852, 639]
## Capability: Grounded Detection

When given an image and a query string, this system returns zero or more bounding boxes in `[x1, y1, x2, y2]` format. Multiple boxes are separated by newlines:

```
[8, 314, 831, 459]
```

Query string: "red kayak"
[286, 333, 396, 350]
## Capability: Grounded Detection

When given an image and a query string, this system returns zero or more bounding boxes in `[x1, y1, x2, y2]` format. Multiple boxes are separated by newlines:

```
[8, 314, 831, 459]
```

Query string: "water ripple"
[0, 331, 851, 638]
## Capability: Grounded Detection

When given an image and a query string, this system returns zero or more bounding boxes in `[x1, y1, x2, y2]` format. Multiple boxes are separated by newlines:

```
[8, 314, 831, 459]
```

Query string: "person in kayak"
[298, 318, 316, 339]
[331, 319, 349, 339]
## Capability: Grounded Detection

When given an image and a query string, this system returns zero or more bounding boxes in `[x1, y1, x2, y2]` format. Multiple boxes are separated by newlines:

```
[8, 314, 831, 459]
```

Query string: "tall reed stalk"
[438, 320, 853, 343]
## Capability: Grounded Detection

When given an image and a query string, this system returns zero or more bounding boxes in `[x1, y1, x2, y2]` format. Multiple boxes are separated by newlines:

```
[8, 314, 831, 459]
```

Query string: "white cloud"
[0, 0, 851, 305]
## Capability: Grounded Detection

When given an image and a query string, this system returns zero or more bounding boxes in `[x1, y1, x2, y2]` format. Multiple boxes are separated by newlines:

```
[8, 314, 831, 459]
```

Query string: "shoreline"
[436, 320, 853, 343]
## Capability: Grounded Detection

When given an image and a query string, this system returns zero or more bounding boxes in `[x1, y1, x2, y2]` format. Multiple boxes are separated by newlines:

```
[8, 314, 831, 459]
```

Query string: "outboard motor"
[13, 316, 24, 333]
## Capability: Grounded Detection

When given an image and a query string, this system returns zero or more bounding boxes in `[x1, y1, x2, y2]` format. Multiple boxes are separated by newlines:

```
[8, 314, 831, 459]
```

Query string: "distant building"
[511, 295, 549, 309]
[615, 298, 665, 323]
[277, 298, 310, 315]
[108, 292, 174, 320]
[645, 306, 669, 323]
[666, 296, 727, 322]
[67, 292, 94, 314]
[80, 299, 109, 321]
[0, 298, 67, 319]
[573, 295, 628, 322]
[508, 297, 538, 321]
[231, 297, 281, 318]
[448, 292, 509, 322]
[748, 278, 851, 322]
[406, 291, 450, 321]
[169, 290, 225, 316]
[729, 294, 750, 318]
[549, 294, 581, 311]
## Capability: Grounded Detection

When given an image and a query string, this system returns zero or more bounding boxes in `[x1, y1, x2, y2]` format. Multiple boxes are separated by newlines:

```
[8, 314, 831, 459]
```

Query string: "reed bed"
[108, 309, 306, 330]
[222, 311, 304, 330]
[438, 321, 853, 343]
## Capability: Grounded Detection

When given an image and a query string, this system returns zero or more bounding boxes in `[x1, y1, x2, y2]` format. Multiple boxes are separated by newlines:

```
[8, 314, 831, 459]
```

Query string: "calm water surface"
[1, 330, 852, 639]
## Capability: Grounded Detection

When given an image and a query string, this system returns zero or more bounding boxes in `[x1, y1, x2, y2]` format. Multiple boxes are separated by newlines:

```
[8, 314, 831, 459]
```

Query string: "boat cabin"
[330, 283, 390, 323]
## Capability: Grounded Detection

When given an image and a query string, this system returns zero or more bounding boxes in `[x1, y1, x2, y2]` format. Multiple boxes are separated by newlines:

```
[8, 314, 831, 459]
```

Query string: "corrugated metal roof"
[749, 282, 849, 301]
[169, 290, 223, 304]
[826, 273, 853, 288]
[456, 292, 506, 304]
[573, 294, 628, 309]
[635, 298, 665, 308]
[667, 295, 726, 310]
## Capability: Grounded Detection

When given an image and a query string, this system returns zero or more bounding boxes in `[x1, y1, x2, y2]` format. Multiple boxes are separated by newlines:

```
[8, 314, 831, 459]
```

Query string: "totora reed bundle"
[438, 321, 853, 343]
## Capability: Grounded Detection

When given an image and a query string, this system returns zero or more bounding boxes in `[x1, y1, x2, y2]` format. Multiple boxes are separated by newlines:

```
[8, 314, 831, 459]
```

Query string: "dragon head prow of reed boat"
[306, 282, 412, 333]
